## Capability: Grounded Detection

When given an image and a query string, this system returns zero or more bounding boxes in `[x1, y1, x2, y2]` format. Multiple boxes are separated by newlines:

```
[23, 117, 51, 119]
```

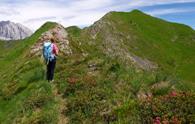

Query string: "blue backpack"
[43, 41, 54, 64]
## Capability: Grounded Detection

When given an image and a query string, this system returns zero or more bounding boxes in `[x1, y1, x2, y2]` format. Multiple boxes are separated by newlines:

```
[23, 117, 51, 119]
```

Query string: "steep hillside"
[70, 10, 195, 86]
[0, 10, 195, 124]
[0, 22, 60, 124]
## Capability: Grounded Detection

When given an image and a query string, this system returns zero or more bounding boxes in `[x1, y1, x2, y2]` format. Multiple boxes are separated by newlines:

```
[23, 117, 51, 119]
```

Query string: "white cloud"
[146, 8, 195, 16]
[0, 6, 20, 16]
[127, 0, 195, 7]
[0, 0, 195, 31]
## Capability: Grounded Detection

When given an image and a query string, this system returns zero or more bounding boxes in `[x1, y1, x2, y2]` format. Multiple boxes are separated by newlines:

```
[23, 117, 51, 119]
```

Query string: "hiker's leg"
[47, 62, 50, 81]
[48, 61, 53, 81]
[50, 58, 56, 81]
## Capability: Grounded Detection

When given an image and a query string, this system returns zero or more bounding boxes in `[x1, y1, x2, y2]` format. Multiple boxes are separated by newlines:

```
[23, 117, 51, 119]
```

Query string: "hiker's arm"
[53, 44, 59, 55]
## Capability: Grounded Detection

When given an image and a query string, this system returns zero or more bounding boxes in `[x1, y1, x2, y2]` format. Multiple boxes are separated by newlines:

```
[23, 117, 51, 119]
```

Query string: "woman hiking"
[43, 37, 59, 82]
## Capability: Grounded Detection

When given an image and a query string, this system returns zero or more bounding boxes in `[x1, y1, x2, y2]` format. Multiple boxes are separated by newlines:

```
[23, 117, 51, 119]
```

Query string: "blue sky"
[0, 0, 194, 30]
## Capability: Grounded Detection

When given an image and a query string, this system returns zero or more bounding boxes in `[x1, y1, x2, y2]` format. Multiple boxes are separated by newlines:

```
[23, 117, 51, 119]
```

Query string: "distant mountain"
[0, 21, 32, 40]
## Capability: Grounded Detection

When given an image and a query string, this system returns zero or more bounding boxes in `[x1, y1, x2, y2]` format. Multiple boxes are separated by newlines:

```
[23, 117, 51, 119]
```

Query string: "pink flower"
[170, 91, 177, 97]
[153, 117, 161, 124]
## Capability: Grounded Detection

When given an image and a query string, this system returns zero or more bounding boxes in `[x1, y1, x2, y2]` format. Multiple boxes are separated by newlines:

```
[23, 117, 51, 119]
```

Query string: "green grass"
[75, 10, 195, 88]
[104, 10, 195, 83]
[0, 22, 59, 124]
[61, 10, 195, 123]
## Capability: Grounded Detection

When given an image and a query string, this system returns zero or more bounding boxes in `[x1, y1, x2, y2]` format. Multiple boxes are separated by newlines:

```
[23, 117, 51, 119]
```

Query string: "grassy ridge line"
[64, 10, 195, 90]
[61, 10, 195, 123]
[0, 22, 57, 77]
[94, 10, 195, 83]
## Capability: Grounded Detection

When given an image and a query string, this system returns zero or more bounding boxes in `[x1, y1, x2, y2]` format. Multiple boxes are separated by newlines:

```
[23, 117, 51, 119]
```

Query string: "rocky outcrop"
[0, 21, 32, 40]
[30, 24, 72, 57]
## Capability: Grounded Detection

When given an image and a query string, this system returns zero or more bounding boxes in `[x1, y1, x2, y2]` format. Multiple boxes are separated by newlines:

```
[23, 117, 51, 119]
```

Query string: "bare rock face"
[30, 24, 72, 57]
[0, 21, 32, 40]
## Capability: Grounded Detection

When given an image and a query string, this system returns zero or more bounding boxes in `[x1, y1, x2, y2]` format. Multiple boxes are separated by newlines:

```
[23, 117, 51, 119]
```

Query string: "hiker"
[43, 37, 59, 82]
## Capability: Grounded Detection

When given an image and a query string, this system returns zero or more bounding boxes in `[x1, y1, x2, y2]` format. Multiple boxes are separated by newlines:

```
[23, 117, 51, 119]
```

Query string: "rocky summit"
[0, 21, 32, 40]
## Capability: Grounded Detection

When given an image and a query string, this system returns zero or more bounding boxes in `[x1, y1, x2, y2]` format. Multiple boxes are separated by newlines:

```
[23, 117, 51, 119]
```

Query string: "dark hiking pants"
[47, 57, 56, 81]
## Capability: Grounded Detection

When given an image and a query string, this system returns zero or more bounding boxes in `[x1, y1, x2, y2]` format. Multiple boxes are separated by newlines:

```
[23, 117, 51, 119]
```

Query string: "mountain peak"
[100, 9, 146, 22]
[0, 20, 11, 25]
[130, 9, 143, 14]
[0, 20, 33, 40]
[42, 21, 58, 27]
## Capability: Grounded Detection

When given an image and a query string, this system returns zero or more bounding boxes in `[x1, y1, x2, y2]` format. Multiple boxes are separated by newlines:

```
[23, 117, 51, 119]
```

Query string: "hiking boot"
[48, 80, 54, 83]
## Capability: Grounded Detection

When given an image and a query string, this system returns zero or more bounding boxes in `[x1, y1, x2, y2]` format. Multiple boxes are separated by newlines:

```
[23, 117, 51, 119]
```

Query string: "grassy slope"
[89, 10, 195, 88]
[62, 10, 195, 123]
[0, 22, 59, 124]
